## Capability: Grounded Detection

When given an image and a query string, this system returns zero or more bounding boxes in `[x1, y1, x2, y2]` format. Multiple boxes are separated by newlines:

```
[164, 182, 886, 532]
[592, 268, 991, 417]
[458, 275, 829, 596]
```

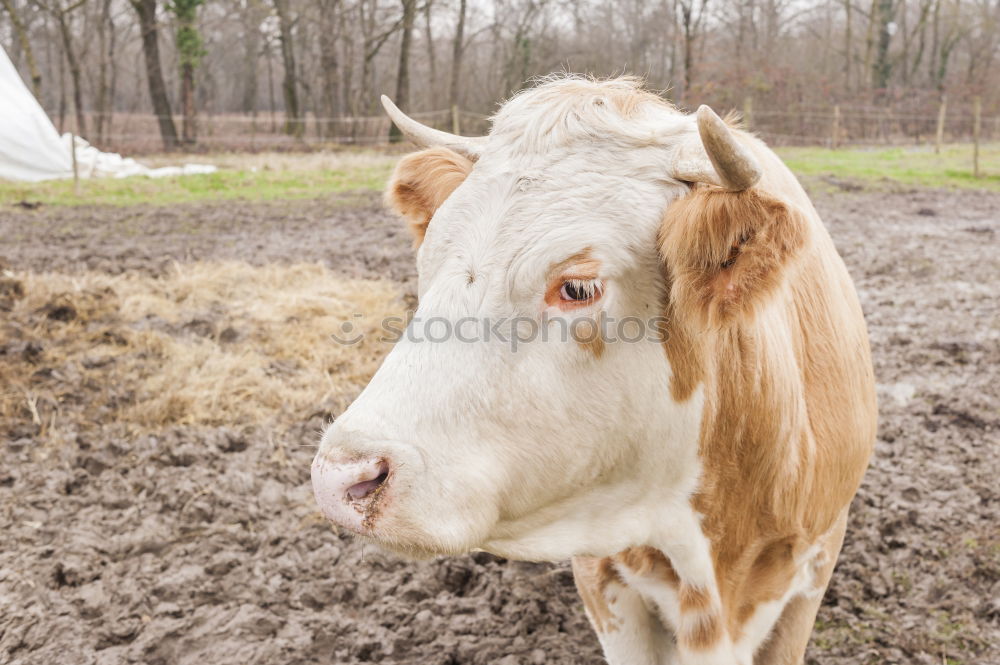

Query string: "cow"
[311, 76, 877, 665]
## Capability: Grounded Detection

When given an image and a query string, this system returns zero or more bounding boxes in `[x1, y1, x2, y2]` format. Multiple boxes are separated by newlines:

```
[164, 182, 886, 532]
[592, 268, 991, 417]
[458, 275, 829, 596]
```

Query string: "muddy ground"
[1, 187, 997, 665]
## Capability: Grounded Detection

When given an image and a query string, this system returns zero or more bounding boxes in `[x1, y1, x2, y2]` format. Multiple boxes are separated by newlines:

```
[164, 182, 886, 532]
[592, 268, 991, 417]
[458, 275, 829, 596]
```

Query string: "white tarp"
[0, 44, 216, 182]
[62, 134, 218, 179]
[0, 44, 72, 181]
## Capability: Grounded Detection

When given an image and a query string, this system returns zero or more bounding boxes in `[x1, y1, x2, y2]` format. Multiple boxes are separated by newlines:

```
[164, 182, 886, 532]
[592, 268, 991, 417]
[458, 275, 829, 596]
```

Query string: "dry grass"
[0, 262, 404, 435]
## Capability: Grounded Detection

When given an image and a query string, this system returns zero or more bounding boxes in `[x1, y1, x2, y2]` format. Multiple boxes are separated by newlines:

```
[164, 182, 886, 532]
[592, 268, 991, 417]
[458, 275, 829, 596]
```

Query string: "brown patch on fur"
[660, 187, 809, 329]
[661, 294, 705, 402]
[615, 546, 679, 585]
[572, 556, 622, 633]
[680, 612, 724, 650]
[657, 162, 876, 645]
[385, 147, 473, 246]
[755, 512, 849, 664]
[545, 250, 600, 286]
[678, 584, 712, 614]
[732, 538, 797, 627]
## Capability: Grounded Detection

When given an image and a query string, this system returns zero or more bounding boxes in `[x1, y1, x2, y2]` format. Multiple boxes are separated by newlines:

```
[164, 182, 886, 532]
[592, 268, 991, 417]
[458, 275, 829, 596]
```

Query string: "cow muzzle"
[311, 453, 391, 533]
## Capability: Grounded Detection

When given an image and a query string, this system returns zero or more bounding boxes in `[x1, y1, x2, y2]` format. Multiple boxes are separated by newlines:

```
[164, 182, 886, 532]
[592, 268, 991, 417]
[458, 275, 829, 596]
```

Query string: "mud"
[1, 188, 998, 665]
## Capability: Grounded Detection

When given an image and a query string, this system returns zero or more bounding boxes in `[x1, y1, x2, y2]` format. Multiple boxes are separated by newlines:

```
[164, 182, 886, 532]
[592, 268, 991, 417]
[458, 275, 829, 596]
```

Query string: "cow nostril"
[345, 460, 389, 502]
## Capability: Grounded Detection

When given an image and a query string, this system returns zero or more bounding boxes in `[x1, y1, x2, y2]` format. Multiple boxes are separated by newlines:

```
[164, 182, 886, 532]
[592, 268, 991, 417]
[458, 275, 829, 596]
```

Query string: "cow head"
[311, 78, 809, 561]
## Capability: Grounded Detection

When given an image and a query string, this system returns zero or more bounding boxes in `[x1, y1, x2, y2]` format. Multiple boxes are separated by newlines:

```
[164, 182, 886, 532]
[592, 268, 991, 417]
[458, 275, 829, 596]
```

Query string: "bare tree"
[422, 0, 436, 101]
[1, 0, 995, 149]
[930, 0, 964, 92]
[93, 0, 117, 143]
[843, 0, 853, 90]
[317, 0, 341, 137]
[272, 0, 303, 137]
[449, 0, 466, 118]
[872, 0, 897, 94]
[900, 0, 932, 86]
[677, 0, 709, 101]
[131, 0, 179, 149]
[35, 0, 88, 135]
[1, 0, 43, 97]
[389, 0, 417, 142]
[496, 0, 551, 98]
[238, 0, 266, 114]
[167, 0, 205, 144]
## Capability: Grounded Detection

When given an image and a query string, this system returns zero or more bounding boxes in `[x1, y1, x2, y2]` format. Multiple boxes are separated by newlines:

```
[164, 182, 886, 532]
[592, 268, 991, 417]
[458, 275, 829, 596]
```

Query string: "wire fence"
[53, 109, 492, 153]
[747, 106, 995, 148]
[50, 101, 997, 154]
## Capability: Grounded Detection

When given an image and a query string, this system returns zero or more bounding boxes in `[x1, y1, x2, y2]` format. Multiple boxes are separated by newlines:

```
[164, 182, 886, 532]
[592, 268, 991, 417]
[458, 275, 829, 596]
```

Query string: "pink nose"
[311, 454, 391, 532]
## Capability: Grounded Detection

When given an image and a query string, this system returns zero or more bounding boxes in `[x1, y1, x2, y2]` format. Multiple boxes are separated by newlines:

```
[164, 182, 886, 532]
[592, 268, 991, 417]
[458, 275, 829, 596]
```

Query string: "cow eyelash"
[559, 279, 602, 303]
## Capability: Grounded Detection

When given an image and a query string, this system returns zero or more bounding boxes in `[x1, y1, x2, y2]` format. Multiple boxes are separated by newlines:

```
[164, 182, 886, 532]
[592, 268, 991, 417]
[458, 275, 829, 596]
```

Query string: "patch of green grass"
[5, 143, 997, 207]
[0, 161, 394, 207]
[776, 143, 1000, 192]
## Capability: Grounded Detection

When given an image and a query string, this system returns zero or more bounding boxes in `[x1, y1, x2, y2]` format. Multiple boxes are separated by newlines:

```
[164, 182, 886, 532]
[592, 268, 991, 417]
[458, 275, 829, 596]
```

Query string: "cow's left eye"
[560, 279, 601, 302]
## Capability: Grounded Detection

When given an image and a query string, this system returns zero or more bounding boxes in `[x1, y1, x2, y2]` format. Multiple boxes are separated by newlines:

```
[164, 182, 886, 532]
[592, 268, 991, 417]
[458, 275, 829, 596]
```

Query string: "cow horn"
[673, 106, 762, 191]
[694, 105, 761, 191]
[380, 95, 488, 161]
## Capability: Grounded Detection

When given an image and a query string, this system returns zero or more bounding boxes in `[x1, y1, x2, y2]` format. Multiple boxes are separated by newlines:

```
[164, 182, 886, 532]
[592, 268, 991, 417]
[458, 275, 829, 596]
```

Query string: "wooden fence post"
[832, 105, 841, 149]
[451, 105, 460, 135]
[935, 95, 947, 154]
[973, 96, 982, 178]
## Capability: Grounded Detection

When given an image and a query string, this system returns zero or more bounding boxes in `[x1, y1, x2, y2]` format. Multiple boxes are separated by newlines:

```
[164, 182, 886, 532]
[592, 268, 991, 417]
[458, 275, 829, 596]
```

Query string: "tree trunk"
[131, 0, 179, 150]
[95, 0, 113, 143]
[57, 19, 66, 131]
[54, 9, 86, 136]
[908, 0, 931, 83]
[171, 0, 204, 144]
[1, 0, 42, 98]
[180, 61, 195, 143]
[272, 0, 303, 137]
[679, 1, 696, 99]
[449, 0, 466, 112]
[389, 0, 416, 143]
[872, 0, 896, 94]
[423, 0, 436, 101]
[862, 0, 877, 90]
[266, 36, 277, 131]
[675, 0, 708, 101]
[317, 0, 340, 138]
[240, 1, 263, 115]
[843, 0, 852, 91]
[929, 0, 941, 89]
[107, 4, 118, 140]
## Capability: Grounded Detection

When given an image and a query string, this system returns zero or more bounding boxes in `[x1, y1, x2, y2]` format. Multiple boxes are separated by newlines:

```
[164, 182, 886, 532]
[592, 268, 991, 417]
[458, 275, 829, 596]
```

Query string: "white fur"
[593, 579, 677, 665]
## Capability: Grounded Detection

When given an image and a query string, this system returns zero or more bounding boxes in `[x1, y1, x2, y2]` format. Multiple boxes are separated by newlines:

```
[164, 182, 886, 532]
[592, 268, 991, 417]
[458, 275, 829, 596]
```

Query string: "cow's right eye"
[559, 279, 601, 303]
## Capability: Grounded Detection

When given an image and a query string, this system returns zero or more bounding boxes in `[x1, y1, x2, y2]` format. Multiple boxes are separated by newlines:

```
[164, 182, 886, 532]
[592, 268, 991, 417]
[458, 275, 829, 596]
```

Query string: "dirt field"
[1, 187, 997, 665]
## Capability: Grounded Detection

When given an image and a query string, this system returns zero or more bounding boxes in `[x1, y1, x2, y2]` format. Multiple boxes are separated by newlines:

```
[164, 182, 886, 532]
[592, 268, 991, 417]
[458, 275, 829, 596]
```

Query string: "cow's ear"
[386, 147, 473, 247]
[660, 187, 809, 328]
